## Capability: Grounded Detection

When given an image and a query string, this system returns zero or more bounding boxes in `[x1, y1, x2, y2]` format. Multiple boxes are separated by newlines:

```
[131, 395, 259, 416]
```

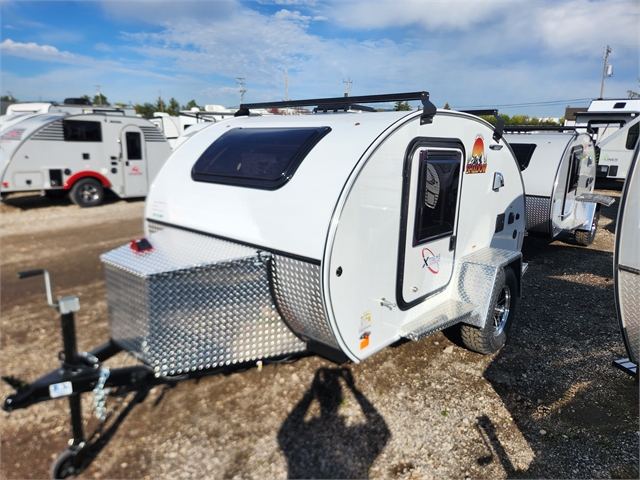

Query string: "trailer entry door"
[398, 145, 463, 309]
[122, 127, 147, 197]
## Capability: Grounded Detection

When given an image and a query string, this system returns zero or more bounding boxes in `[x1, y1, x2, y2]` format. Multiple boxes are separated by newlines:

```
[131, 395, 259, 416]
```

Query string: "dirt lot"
[1, 187, 638, 480]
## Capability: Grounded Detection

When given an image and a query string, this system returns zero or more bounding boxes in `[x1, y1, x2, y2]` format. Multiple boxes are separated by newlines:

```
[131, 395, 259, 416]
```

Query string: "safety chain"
[92, 367, 110, 421]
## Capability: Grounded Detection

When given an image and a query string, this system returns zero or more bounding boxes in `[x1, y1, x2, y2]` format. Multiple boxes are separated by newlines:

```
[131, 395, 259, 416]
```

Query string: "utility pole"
[600, 45, 612, 99]
[95, 85, 102, 105]
[343, 77, 353, 97]
[236, 77, 247, 106]
[285, 69, 289, 102]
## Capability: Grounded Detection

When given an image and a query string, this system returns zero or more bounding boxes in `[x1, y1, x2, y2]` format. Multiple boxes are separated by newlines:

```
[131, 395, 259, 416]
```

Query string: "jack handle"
[17, 269, 57, 309]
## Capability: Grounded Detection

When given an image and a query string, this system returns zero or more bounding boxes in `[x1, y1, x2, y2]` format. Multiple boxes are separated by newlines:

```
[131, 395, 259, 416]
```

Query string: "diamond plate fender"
[452, 248, 522, 328]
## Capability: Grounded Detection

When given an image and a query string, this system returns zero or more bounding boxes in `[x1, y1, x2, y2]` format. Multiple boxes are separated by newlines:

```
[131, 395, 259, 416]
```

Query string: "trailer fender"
[63, 171, 112, 190]
[453, 247, 522, 329]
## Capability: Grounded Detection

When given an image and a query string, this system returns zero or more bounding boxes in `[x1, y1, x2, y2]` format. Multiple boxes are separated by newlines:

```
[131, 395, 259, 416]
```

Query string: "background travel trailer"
[568, 99, 640, 181]
[0, 109, 171, 207]
[149, 106, 236, 147]
[504, 128, 613, 246]
[614, 141, 639, 378]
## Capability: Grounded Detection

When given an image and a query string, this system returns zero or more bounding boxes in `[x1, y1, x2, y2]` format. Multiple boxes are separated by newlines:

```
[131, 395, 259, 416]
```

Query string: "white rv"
[504, 128, 613, 245]
[613, 141, 639, 378]
[149, 107, 238, 148]
[0, 109, 171, 207]
[595, 116, 640, 180]
[570, 99, 640, 181]
[98, 92, 528, 373]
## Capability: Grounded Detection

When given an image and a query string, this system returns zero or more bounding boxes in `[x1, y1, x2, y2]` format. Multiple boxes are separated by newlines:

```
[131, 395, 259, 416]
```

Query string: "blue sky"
[1, 0, 638, 117]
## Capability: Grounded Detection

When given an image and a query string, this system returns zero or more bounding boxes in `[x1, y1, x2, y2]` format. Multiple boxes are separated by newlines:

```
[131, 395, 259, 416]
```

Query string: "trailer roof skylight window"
[192, 127, 331, 189]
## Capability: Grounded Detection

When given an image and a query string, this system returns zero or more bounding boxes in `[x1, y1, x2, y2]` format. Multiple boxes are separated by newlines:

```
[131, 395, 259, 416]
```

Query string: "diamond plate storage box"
[100, 227, 306, 376]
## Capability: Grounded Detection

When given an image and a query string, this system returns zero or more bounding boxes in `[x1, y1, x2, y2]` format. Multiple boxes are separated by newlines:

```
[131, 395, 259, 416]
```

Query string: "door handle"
[126, 161, 130, 166]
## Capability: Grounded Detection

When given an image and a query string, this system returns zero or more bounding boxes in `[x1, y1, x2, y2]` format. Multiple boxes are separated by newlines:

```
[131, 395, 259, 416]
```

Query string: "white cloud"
[0, 39, 77, 62]
[274, 9, 312, 24]
[324, 0, 507, 31]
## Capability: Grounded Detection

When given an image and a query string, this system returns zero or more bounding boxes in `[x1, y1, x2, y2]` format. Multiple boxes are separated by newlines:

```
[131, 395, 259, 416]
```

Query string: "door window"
[126, 132, 142, 160]
[625, 122, 639, 150]
[413, 149, 461, 246]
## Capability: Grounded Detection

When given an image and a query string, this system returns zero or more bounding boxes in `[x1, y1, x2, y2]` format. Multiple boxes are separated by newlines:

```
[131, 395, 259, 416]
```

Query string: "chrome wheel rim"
[80, 184, 99, 202]
[493, 284, 511, 336]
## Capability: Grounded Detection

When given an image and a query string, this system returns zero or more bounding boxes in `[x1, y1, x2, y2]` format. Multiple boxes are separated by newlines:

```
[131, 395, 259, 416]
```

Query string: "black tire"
[70, 178, 104, 208]
[50, 449, 77, 479]
[461, 266, 518, 355]
[575, 208, 600, 246]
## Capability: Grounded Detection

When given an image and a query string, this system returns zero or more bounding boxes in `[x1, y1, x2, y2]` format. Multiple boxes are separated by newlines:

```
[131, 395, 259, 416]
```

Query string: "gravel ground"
[0, 186, 638, 480]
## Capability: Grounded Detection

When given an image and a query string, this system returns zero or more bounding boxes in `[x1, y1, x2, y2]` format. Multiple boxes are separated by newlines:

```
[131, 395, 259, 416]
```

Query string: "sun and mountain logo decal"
[465, 134, 487, 174]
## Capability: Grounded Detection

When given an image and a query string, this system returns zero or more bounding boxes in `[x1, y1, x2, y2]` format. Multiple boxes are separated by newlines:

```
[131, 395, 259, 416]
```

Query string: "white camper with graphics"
[0, 108, 171, 207]
[3, 93, 530, 475]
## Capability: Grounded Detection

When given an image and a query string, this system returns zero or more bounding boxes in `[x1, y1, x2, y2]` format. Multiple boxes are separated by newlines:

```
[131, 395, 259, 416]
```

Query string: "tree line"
[0, 94, 205, 119]
[393, 101, 564, 125]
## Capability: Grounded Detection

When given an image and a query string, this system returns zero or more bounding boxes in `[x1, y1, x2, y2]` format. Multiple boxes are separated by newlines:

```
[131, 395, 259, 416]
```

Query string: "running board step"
[399, 299, 478, 342]
[613, 358, 638, 377]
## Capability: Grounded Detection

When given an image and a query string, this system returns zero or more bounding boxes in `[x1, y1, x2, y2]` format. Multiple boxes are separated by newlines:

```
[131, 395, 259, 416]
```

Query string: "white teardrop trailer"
[613, 141, 640, 380]
[503, 125, 614, 245]
[0, 108, 172, 207]
[3, 92, 528, 477]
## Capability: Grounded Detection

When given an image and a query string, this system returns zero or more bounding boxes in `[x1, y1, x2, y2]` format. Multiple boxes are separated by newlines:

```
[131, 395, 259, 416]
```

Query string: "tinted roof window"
[613, 102, 626, 109]
[509, 143, 537, 171]
[62, 120, 102, 142]
[192, 127, 331, 190]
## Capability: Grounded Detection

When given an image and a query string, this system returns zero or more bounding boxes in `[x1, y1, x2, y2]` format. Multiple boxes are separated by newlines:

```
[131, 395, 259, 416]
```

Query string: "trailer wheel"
[461, 267, 518, 355]
[50, 449, 77, 479]
[575, 208, 600, 246]
[70, 178, 104, 207]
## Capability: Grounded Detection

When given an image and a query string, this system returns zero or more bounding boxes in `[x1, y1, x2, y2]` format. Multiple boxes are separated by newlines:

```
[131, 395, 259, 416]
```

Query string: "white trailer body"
[504, 130, 612, 245]
[571, 99, 640, 181]
[99, 93, 527, 375]
[0, 111, 171, 206]
[614, 142, 640, 375]
[595, 116, 640, 180]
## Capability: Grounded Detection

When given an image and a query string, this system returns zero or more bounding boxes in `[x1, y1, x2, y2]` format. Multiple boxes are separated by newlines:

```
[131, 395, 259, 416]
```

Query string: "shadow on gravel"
[479, 227, 639, 478]
[1, 191, 142, 211]
[277, 367, 390, 479]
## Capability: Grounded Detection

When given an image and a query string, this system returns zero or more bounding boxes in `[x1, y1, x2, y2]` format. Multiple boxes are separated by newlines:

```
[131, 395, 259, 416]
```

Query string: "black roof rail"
[459, 109, 504, 142]
[574, 111, 638, 118]
[504, 125, 578, 132]
[235, 91, 438, 125]
[86, 108, 127, 116]
[313, 104, 376, 113]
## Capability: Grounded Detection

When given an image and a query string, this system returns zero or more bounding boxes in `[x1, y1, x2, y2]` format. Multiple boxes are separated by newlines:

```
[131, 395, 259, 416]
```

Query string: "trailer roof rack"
[575, 111, 638, 118]
[459, 109, 504, 141]
[504, 125, 578, 132]
[235, 91, 438, 125]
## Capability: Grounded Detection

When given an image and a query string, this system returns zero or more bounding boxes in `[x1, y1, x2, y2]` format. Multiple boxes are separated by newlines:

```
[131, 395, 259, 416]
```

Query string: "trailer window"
[126, 132, 143, 160]
[62, 120, 102, 142]
[414, 150, 461, 245]
[566, 147, 582, 193]
[625, 122, 639, 150]
[509, 143, 537, 171]
[192, 127, 331, 190]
